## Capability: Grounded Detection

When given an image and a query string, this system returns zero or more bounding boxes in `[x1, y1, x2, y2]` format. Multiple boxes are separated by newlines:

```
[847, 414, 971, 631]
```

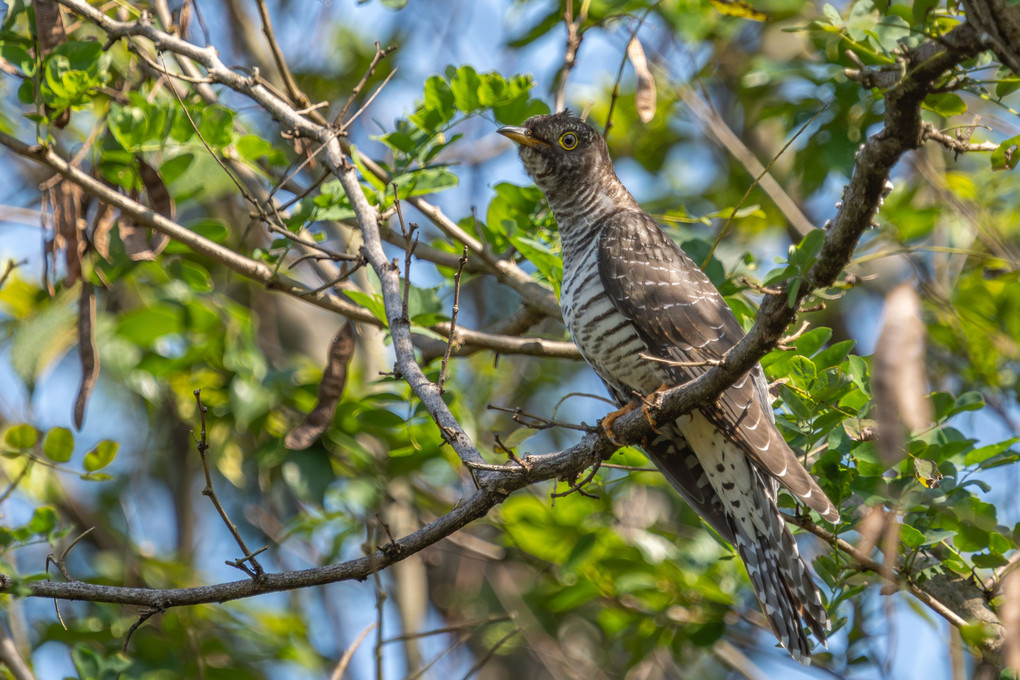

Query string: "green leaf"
[793, 327, 833, 357]
[197, 105, 235, 148]
[160, 153, 194, 185]
[813, 339, 856, 369]
[4, 424, 38, 450]
[995, 78, 1020, 99]
[450, 66, 482, 113]
[787, 355, 817, 387]
[788, 228, 826, 267]
[972, 553, 1008, 568]
[1, 43, 34, 75]
[952, 391, 985, 414]
[508, 234, 563, 296]
[954, 522, 989, 552]
[923, 93, 967, 118]
[26, 505, 57, 536]
[964, 438, 1019, 466]
[389, 167, 459, 199]
[236, 134, 286, 166]
[42, 427, 74, 463]
[991, 134, 1020, 171]
[108, 104, 149, 151]
[847, 355, 869, 394]
[83, 440, 119, 472]
[823, 3, 843, 26]
[117, 305, 183, 346]
[417, 76, 455, 130]
[345, 290, 388, 325]
[899, 523, 925, 548]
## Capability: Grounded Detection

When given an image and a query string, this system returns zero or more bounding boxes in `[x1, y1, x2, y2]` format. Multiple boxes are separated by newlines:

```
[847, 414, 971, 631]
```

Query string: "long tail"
[676, 411, 830, 664]
[731, 466, 829, 664]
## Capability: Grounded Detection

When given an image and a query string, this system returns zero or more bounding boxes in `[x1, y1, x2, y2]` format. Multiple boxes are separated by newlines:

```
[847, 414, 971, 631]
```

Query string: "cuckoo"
[498, 111, 840, 664]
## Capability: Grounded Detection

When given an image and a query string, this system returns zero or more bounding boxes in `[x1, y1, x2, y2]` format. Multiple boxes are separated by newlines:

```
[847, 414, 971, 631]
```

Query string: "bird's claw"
[641, 383, 671, 433]
[601, 399, 639, 446]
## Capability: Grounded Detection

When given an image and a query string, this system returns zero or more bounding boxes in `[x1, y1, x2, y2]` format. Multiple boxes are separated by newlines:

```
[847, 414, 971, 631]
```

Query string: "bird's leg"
[600, 397, 641, 446]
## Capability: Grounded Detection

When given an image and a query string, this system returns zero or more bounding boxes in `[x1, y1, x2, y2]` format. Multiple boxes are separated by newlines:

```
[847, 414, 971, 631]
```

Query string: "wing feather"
[596, 211, 838, 523]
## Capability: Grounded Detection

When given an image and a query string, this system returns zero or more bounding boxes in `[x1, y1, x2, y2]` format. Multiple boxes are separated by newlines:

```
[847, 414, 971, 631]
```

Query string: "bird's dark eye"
[559, 132, 578, 150]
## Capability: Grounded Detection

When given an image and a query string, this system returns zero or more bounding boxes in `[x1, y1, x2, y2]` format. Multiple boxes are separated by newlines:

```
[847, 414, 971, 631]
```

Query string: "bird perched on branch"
[499, 111, 840, 664]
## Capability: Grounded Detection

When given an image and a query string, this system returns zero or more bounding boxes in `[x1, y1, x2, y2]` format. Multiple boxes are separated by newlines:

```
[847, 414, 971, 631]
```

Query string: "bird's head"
[497, 111, 611, 195]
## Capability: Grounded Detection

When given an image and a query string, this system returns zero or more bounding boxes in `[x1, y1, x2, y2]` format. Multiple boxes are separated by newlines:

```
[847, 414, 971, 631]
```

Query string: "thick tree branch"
[1, 437, 602, 607]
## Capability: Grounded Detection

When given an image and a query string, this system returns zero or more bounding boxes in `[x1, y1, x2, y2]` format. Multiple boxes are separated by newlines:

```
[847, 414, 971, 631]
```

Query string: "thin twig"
[554, 0, 588, 112]
[391, 186, 418, 322]
[459, 626, 521, 680]
[638, 352, 722, 369]
[603, 5, 655, 136]
[191, 390, 265, 579]
[342, 67, 397, 131]
[123, 605, 164, 652]
[700, 95, 832, 266]
[253, 0, 321, 123]
[439, 247, 469, 393]
[486, 404, 595, 433]
[157, 52, 257, 208]
[334, 42, 397, 127]
[0, 633, 37, 680]
[372, 561, 385, 680]
[380, 615, 511, 644]
[551, 460, 602, 500]
[921, 122, 1000, 153]
[329, 623, 377, 680]
[0, 458, 33, 505]
[404, 632, 471, 680]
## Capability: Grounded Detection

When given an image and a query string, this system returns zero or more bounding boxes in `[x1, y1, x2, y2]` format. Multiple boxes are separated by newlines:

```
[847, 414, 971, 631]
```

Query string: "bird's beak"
[497, 126, 550, 149]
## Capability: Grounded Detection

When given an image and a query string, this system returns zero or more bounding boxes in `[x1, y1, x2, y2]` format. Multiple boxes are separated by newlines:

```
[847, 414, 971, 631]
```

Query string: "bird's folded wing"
[596, 211, 839, 522]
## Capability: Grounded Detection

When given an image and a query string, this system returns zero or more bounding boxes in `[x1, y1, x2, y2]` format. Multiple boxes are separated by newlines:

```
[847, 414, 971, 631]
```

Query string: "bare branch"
[191, 390, 266, 580]
[439, 248, 469, 393]
[0, 633, 37, 680]
[554, 0, 588, 112]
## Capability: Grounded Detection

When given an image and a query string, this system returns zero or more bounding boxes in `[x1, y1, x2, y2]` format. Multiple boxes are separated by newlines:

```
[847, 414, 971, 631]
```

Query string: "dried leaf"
[912, 457, 943, 489]
[119, 156, 174, 261]
[707, 0, 768, 21]
[627, 37, 656, 124]
[74, 281, 98, 430]
[1003, 567, 1020, 673]
[91, 201, 116, 262]
[855, 505, 887, 557]
[137, 155, 176, 222]
[872, 284, 932, 465]
[34, 0, 67, 56]
[879, 515, 901, 595]
[40, 188, 56, 296]
[285, 323, 356, 450]
[55, 181, 87, 286]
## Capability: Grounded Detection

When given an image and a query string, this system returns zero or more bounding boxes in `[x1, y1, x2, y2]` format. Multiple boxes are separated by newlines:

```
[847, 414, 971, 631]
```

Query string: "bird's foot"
[640, 384, 672, 433]
[601, 398, 640, 446]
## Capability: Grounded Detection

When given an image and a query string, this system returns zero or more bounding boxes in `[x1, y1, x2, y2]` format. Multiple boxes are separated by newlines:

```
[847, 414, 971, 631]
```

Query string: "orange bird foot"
[601, 398, 640, 446]
[641, 383, 672, 433]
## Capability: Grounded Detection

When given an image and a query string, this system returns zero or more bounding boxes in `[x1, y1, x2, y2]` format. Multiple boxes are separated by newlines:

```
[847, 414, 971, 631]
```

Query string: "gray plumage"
[499, 111, 840, 664]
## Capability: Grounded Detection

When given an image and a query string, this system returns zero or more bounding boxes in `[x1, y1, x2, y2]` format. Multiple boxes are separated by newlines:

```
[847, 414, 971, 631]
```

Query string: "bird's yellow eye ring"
[559, 132, 578, 150]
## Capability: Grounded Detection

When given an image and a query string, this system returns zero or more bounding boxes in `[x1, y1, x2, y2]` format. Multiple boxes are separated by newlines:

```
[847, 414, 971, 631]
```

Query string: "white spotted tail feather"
[682, 411, 830, 663]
